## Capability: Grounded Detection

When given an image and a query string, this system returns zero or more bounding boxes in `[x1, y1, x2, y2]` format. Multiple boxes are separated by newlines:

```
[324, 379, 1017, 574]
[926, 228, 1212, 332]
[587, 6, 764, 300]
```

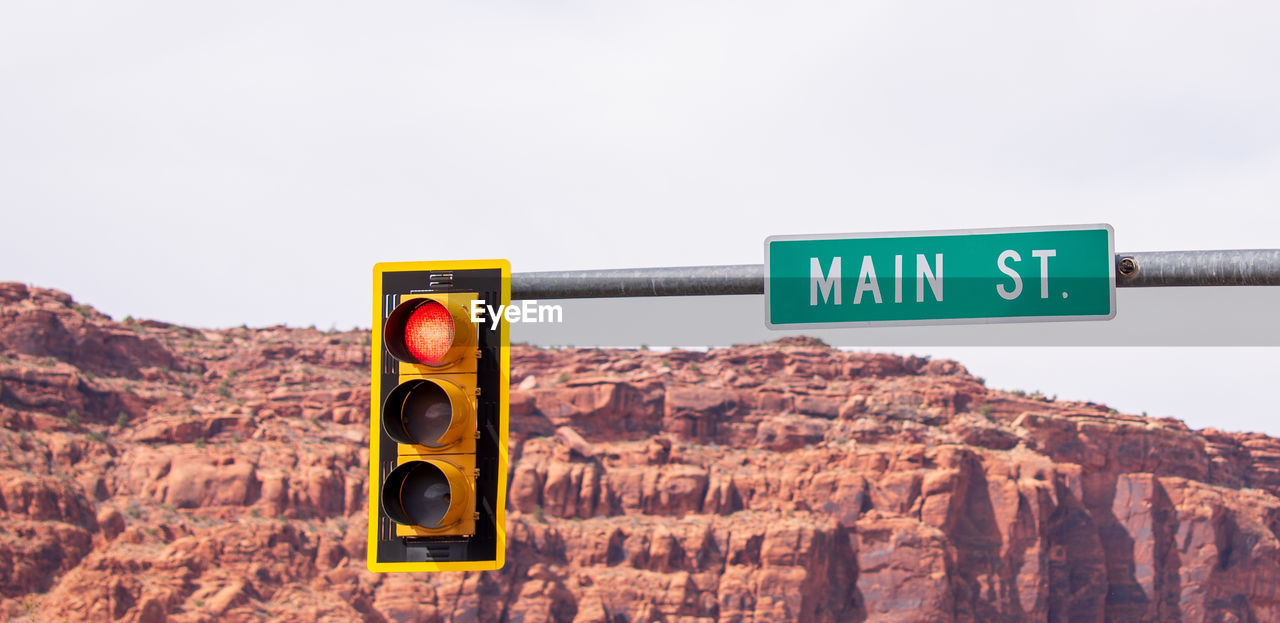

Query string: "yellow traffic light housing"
[369, 260, 509, 572]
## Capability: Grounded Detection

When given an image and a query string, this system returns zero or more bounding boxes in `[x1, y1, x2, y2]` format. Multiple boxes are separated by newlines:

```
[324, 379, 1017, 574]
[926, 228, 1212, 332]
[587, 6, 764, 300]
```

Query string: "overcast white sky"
[2, 2, 1278, 432]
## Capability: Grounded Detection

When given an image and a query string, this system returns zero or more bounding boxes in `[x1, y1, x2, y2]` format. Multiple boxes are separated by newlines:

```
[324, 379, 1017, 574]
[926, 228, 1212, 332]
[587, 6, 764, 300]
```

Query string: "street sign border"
[764, 223, 1116, 330]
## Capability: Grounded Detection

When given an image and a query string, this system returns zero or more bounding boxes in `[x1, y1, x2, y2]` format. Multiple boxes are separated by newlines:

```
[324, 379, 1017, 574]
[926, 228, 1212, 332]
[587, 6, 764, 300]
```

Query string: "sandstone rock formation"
[2, 282, 1279, 622]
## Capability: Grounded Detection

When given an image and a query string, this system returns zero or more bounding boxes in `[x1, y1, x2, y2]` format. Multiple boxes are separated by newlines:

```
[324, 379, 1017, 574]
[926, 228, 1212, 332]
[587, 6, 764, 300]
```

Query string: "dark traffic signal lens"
[381, 378, 473, 449]
[381, 460, 465, 529]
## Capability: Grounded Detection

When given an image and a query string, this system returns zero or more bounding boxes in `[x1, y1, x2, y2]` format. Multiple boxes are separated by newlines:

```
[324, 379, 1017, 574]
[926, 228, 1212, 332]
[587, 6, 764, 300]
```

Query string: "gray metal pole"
[511, 250, 1280, 299]
[1116, 250, 1280, 287]
[512, 264, 763, 299]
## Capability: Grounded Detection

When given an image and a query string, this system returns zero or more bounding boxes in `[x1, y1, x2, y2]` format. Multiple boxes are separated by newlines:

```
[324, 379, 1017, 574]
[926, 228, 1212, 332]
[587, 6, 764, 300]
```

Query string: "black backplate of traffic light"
[369, 262, 508, 571]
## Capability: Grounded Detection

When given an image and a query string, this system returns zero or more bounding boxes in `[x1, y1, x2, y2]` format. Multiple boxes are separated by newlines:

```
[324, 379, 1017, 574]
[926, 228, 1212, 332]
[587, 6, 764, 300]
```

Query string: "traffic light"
[368, 260, 509, 572]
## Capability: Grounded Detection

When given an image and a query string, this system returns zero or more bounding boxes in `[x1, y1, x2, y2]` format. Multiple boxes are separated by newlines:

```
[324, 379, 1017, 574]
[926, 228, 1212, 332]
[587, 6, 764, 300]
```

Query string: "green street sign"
[765, 224, 1115, 328]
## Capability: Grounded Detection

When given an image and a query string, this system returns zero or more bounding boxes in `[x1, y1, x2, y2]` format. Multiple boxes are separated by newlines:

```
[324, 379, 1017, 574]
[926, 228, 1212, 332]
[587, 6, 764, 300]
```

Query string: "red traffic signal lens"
[404, 301, 454, 365]
[384, 297, 471, 366]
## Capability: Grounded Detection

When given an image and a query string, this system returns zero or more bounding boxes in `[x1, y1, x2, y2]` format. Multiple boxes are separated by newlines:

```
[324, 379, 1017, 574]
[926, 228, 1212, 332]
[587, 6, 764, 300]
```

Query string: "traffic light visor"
[381, 378, 473, 448]
[384, 297, 474, 366]
[382, 460, 468, 529]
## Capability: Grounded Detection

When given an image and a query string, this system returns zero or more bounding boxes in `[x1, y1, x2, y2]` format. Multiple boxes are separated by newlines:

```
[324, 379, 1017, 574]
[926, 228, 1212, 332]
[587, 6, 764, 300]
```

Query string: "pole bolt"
[1118, 257, 1137, 277]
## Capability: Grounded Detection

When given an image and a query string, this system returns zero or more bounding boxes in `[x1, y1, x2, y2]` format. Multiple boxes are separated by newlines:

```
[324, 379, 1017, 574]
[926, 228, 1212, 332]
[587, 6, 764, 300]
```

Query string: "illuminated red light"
[404, 301, 455, 364]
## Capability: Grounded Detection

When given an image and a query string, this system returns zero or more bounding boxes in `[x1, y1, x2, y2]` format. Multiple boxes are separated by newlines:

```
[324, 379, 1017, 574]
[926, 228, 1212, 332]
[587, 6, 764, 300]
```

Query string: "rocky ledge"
[1, 282, 1278, 622]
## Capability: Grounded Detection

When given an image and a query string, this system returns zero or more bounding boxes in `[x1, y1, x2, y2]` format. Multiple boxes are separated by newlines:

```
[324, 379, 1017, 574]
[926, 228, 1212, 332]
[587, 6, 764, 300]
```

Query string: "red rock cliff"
[1, 282, 1279, 622]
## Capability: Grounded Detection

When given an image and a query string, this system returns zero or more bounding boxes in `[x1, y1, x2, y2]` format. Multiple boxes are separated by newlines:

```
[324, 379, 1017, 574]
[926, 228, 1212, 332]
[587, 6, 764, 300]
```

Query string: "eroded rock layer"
[1, 282, 1278, 622]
